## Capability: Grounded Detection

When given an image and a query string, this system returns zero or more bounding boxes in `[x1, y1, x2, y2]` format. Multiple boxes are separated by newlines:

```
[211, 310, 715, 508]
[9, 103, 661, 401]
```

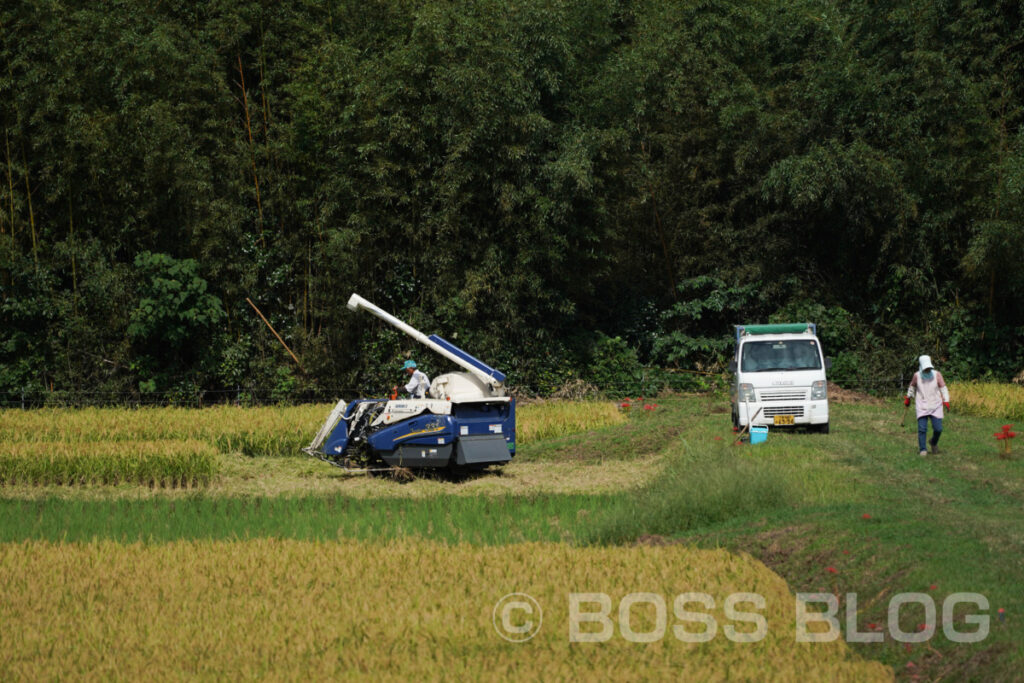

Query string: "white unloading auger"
[345, 293, 507, 395]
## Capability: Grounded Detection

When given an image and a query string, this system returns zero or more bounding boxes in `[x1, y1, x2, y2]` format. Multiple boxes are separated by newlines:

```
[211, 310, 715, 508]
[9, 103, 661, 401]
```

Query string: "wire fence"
[0, 374, 912, 409]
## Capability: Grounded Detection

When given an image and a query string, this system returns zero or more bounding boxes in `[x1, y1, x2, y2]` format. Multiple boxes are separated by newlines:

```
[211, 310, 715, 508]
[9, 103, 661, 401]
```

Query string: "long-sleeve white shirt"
[404, 369, 430, 399]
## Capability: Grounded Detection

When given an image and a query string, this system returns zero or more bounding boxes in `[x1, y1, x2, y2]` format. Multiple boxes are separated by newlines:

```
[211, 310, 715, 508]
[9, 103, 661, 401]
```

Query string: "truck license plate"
[773, 415, 795, 426]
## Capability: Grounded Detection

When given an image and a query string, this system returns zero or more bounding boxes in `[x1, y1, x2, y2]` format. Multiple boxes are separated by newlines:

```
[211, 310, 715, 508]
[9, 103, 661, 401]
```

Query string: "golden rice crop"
[517, 400, 626, 443]
[0, 401, 623, 452]
[0, 440, 218, 487]
[0, 404, 326, 454]
[948, 383, 1024, 421]
[0, 539, 891, 681]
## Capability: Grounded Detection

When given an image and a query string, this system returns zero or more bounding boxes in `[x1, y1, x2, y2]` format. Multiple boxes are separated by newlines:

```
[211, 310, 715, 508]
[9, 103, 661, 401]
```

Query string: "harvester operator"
[401, 360, 431, 399]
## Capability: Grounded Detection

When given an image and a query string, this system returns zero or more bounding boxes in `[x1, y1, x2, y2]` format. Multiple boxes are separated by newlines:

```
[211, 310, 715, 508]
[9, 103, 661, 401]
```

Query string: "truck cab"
[729, 323, 831, 433]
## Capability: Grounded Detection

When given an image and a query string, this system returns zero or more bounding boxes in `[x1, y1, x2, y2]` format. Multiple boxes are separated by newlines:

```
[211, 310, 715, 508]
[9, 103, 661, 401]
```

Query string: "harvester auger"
[303, 294, 516, 473]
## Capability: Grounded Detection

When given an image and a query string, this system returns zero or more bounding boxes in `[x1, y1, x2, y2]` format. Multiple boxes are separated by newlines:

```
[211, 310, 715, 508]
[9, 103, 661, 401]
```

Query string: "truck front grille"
[762, 406, 804, 418]
[759, 390, 807, 402]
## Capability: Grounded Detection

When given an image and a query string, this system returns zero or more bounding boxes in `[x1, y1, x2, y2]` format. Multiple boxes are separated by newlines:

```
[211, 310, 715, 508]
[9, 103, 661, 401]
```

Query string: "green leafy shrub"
[653, 277, 762, 370]
[583, 334, 645, 396]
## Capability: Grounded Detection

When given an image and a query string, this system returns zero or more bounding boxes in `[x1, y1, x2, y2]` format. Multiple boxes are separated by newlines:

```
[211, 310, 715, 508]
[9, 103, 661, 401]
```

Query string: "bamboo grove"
[1, 0, 1022, 402]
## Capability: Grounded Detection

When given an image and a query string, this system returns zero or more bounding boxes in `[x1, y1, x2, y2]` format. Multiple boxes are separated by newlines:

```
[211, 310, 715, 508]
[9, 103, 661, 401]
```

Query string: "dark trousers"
[918, 415, 943, 452]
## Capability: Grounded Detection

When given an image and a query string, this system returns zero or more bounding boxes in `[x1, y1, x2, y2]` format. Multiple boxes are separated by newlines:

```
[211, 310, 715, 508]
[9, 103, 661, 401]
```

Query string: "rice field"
[5, 394, 1024, 678]
[0, 539, 890, 681]
[949, 382, 1024, 421]
[516, 400, 626, 442]
[0, 401, 626, 487]
[0, 440, 217, 487]
[0, 404, 324, 454]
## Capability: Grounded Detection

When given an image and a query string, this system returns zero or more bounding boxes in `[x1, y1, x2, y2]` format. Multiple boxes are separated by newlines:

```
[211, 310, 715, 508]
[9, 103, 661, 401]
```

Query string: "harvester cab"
[303, 294, 516, 472]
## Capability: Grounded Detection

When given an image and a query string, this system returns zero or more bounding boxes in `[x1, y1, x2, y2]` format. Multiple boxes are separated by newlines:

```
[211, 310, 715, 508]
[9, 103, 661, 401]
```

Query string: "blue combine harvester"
[303, 294, 515, 472]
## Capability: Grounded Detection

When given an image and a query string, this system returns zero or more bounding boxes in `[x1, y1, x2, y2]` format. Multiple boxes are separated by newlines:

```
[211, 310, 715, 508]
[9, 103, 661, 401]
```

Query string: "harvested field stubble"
[0, 539, 891, 680]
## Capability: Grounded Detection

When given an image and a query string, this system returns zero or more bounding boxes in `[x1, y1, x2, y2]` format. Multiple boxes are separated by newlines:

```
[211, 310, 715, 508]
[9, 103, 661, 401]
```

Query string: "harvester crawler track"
[300, 446, 393, 473]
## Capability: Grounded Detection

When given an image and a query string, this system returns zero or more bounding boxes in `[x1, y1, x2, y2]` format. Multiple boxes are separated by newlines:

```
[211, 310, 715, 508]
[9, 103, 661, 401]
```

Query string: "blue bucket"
[750, 425, 768, 445]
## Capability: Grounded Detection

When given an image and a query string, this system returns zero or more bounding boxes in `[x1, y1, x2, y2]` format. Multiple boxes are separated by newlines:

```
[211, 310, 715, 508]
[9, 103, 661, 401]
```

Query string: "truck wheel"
[816, 422, 830, 434]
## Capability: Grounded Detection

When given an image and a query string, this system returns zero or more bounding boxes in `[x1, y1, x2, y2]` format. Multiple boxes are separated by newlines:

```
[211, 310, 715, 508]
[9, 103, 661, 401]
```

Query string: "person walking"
[401, 360, 431, 399]
[904, 355, 950, 456]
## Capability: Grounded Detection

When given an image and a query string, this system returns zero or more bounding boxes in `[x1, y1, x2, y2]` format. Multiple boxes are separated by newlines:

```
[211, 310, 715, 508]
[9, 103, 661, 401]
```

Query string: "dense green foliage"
[1, 0, 1022, 402]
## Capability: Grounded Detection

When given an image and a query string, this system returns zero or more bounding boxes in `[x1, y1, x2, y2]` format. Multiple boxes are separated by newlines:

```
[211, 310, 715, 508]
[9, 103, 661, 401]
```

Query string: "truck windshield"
[740, 340, 822, 372]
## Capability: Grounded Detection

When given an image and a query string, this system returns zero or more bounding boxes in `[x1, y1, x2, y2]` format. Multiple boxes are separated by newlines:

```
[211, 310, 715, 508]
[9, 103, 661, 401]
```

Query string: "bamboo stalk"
[246, 297, 304, 372]
[4, 130, 14, 243]
[69, 190, 78, 313]
[259, 24, 270, 135]
[237, 54, 264, 246]
[21, 141, 38, 267]
[639, 139, 677, 301]
[304, 241, 311, 333]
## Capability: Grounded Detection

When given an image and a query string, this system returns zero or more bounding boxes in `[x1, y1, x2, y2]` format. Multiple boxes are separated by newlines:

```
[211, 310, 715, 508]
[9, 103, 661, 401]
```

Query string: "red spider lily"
[866, 622, 878, 631]
[995, 424, 1017, 439]
[995, 425, 1017, 455]
[862, 513, 871, 520]
[714, 436, 723, 441]
[929, 584, 937, 591]
[826, 566, 838, 574]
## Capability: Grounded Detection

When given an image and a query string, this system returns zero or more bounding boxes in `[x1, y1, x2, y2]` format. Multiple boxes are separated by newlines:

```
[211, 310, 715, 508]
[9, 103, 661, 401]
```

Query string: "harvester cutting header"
[303, 294, 515, 472]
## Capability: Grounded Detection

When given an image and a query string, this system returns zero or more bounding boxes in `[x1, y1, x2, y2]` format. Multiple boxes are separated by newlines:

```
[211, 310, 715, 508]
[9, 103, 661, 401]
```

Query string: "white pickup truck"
[728, 323, 831, 433]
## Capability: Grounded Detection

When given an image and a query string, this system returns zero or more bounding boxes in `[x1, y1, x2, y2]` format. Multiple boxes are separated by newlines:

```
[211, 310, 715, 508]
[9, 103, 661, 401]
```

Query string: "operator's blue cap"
[402, 360, 417, 370]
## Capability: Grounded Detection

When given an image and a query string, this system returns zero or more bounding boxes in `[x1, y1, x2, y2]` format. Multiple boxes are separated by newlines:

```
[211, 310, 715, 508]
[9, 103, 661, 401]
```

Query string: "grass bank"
[677, 400, 1024, 679]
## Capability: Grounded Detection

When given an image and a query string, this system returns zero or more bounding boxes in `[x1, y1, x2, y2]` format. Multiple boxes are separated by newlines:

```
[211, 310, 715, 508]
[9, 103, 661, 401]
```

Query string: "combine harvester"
[303, 294, 515, 473]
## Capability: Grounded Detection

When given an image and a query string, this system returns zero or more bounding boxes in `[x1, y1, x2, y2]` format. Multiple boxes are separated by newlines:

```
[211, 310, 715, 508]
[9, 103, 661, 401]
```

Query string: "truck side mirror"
[825, 357, 833, 370]
[728, 359, 737, 373]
